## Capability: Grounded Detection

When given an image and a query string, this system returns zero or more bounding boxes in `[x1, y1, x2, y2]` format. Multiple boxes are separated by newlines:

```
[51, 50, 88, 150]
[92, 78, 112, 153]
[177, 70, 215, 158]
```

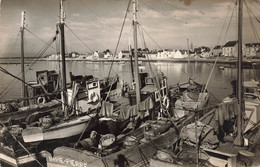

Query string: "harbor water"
[0, 60, 259, 105]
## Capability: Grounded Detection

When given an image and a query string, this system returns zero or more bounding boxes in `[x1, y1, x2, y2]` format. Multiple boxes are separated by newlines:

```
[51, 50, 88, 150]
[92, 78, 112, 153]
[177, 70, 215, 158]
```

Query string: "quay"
[40, 57, 260, 64]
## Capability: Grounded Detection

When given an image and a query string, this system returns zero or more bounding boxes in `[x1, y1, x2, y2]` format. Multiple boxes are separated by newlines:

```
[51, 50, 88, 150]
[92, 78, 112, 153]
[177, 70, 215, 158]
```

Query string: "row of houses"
[113, 42, 260, 59]
[212, 41, 260, 58]
[46, 50, 113, 60]
[46, 41, 260, 60]
[117, 49, 192, 59]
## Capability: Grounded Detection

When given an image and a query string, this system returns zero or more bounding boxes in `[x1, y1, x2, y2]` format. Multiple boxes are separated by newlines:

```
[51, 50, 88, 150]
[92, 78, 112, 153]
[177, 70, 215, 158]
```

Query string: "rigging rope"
[25, 28, 56, 50]
[0, 30, 23, 98]
[137, 24, 163, 50]
[247, 0, 260, 23]
[64, 23, 93, 52]
[0, 123, 45, 167]
[0, 33, 58, 99]
[78, 0, 100, 18]
[245, 0, 260, 42]
[217, 6, 231, 45]
[0, 66, 34, 89]
[203, 3, 235, 94]
[137, 145, 149, 166]
[138, 24, 191, 80]
[0, 64, 89, 116]
[0, 29, 21, 95]
[249, 0, 260, 13]
[107, 0, 131, 78]
[224, 7, 235, 41]
[137, 26, 147, 49]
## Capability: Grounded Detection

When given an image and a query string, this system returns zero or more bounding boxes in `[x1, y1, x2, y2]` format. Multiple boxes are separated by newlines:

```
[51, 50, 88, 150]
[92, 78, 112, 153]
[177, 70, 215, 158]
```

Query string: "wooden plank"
[203, 148, 237, 157]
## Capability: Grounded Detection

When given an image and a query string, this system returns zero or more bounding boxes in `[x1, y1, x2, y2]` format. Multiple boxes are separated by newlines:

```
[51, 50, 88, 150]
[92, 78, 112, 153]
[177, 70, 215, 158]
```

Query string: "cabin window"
[88, 82, 98, 89]
[145, 78, 154, 85]
[162, 79, 166, 87]
[163, 88, 167, 96]
[245, 87, 254, 93]
[155, 91, 160, 102]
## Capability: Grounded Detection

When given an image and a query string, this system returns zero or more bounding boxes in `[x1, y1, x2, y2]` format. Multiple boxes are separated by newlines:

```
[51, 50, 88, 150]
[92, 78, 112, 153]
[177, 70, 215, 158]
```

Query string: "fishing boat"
[170, 79, 209, 111]
[0, 1, 118, 166]
[169, 38, 210, 117]
[150, 0, 260, 166]
[0, 12, 63, 125]
[0, 70, 62, 124]
[20, 0, 120, 144]
[43, 0, 186, 166]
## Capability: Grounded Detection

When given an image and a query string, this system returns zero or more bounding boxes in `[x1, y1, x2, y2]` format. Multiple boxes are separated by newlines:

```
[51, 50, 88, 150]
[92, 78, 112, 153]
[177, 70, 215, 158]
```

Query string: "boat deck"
[252, 144, 260, 166]
[203, 142, 260, 167]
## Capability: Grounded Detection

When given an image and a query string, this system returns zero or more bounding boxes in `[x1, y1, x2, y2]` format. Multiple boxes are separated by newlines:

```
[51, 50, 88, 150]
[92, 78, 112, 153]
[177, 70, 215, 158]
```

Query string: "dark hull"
[0, 102, 61, 124]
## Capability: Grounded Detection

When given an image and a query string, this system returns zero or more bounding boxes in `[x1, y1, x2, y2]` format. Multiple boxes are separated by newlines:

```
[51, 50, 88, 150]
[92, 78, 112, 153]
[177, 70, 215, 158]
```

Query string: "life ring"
[90, 92, 99, 102]
[162, 96, 170, 110]
[37, 96, 46, 104]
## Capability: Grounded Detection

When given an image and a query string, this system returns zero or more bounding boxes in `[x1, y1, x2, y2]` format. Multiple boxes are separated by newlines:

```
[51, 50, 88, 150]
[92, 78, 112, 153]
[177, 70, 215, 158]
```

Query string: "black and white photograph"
[0, 0, 260, 166]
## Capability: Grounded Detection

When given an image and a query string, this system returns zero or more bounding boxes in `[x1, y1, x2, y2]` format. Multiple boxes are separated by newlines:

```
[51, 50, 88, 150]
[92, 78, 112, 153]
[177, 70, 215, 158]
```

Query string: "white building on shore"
[222, 41, 246, 57]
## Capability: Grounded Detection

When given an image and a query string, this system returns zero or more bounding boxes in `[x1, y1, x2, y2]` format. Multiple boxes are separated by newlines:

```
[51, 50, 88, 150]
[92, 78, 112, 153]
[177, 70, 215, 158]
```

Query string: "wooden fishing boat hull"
[179, 92, 210, 110]
[45, 114, 195, 167]
[0, 146, 49, 167]
[0, 100, 61, 124]
[46, 128, 178, 167]
[22, 114, 97, 143]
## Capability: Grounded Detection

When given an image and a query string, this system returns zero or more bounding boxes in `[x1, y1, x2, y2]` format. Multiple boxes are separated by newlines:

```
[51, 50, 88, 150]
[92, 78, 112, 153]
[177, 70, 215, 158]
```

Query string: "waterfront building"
[212, 45, 223, 57]
[222, 41, 238, 57]
[155, 49, 175, 59]
[117, 50, 131, 59]
[78, 55, 87, 59]
[93, 51, 105, 59]
[222, 40, 246, 57]
[245, 43, 260, 57]
[47, 54, 62, 60]
[146, 50, 158, 59]
[101, 49, 113, 59]
[173, 50, 187, 58]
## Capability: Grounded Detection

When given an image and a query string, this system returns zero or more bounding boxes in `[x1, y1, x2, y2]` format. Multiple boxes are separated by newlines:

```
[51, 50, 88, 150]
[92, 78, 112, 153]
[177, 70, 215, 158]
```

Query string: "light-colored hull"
[22, 114, 96, 143]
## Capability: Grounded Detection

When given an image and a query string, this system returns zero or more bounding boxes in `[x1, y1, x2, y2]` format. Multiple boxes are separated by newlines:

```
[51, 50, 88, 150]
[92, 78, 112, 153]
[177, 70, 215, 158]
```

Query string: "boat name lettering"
[48, 156, 87, 167]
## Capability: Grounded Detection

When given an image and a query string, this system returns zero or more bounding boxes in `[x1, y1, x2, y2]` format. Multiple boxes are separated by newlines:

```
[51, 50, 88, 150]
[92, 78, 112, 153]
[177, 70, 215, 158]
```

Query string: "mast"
[234, 0, 243, 146]
[59, 0, 68, 117]
[20, 11, 26, 103]
[128, 40, 135, 84]
[133, 0, 141, 105]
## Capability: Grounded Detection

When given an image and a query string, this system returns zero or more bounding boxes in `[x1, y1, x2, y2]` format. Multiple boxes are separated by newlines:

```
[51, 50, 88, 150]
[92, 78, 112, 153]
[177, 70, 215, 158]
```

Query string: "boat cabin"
[26, 70, 59, 105]
[68, 73, 118, 113]
[128, 71, 168, 106]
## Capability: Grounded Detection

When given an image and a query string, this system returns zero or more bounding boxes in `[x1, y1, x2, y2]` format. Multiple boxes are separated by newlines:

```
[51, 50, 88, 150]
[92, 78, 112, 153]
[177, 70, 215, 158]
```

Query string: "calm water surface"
[0, 61, 259, 105]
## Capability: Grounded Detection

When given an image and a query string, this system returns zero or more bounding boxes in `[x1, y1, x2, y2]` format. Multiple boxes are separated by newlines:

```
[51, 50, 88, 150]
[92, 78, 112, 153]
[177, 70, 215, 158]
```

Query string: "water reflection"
[0, 61, 259, 102]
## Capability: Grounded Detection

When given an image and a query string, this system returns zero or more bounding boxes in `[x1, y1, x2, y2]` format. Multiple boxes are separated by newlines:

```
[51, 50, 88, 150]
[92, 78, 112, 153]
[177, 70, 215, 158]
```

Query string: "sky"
[0, 0, 260, 57]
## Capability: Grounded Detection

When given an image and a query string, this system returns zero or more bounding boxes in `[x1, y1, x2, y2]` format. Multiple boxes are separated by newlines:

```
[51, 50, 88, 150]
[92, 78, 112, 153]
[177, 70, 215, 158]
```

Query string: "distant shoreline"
[0, 57, 260, 66]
